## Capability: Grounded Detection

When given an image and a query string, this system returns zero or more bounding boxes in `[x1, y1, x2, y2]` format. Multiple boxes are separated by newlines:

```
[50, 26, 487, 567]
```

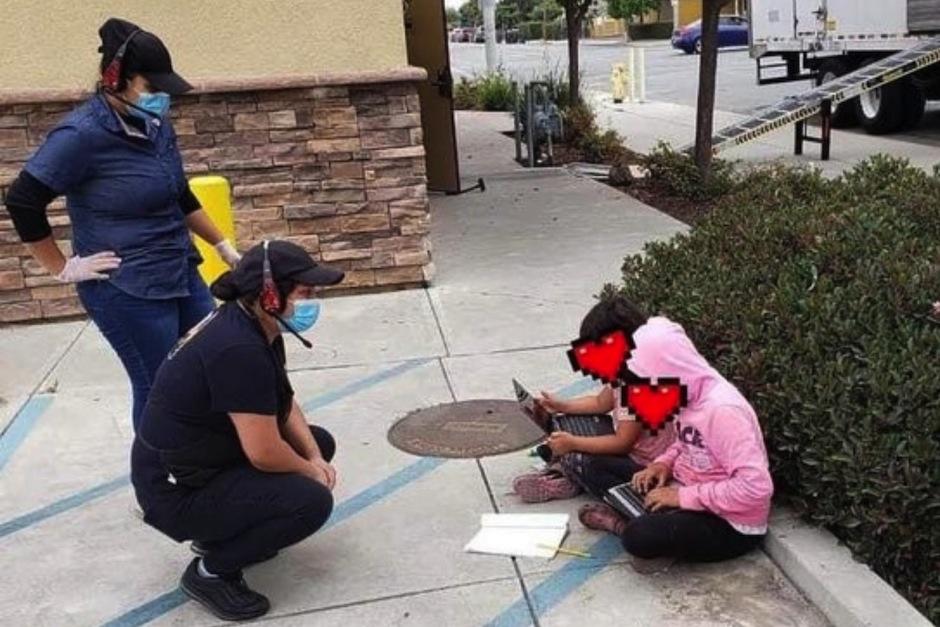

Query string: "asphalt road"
[449, 40, 940, 141]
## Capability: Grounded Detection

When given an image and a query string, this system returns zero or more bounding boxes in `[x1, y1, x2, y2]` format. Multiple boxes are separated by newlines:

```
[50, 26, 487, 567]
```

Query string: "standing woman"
[3, 18, 239, 430]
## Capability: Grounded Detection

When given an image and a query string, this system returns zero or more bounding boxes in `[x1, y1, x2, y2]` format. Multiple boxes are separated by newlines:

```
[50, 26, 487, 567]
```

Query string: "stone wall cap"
[0, 66, 428, 106]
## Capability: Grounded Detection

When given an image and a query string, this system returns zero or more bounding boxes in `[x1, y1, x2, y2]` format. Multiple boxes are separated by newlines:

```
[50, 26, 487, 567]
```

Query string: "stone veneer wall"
[0, 70, 433, 323]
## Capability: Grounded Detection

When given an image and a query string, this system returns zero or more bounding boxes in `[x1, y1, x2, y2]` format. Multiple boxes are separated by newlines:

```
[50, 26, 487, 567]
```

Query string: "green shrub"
[453, 77, 480, 110]
[628, 21, 675, 40]
[564, 101, 629, 163]
[610, 156, 940, 622]
[476, 72, 518, 111]
[452, 72, 518, 112]
[520, 19, 565, 40]
[643, 142, 737, 201]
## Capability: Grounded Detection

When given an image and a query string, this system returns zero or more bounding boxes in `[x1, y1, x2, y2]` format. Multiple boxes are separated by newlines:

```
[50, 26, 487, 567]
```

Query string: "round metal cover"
[387, 399, 545, 458]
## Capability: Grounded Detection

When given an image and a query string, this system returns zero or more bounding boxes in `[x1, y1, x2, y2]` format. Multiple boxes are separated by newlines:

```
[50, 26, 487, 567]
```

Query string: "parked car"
[450, 27, 473, 43]
[671, 15, 749, 54]
[474, 27, 485, 43]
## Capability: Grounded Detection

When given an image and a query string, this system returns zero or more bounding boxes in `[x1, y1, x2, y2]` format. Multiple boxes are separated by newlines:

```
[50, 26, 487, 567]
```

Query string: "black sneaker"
[180, 558, 270, 621]
[190, 541, 279, 565]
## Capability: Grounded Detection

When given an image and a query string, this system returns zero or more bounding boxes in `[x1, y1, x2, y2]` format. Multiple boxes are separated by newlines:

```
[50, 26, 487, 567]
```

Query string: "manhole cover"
[387, 399, 545, 458]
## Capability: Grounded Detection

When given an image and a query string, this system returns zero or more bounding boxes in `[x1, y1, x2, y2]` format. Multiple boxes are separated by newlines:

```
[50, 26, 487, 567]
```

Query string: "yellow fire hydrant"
[611, 63, 629, 104]
[189, 175, 237, 287]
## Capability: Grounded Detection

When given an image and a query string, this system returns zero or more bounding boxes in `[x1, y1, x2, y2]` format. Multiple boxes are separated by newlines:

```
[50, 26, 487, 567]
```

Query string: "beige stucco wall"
[0, 0, 409, 91]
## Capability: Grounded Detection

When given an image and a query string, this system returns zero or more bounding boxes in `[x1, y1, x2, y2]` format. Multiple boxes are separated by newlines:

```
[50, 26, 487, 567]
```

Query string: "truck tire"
[817, 60, 858, 128]
[899, 78, 926, 130]
[857, 80, 906, 135]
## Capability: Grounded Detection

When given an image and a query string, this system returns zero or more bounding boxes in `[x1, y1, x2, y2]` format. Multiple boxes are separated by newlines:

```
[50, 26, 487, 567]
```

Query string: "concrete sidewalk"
[0, 111, 828, 626]
[587, 91, 940, 176]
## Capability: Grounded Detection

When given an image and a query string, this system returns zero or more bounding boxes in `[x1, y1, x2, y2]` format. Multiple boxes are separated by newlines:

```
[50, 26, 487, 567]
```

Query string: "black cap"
[212, 241, 345, 301]
[98, 18, 193, 95]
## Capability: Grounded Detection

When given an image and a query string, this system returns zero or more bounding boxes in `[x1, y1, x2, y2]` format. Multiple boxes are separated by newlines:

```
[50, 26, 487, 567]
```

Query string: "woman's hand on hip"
[57, 251, 121, 283]
[214, 240, 241, 267]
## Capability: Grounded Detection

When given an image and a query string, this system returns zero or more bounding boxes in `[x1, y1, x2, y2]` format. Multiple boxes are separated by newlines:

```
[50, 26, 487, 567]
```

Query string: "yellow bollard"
[611, 63, 629, 103]
[189, 175, 236, 287]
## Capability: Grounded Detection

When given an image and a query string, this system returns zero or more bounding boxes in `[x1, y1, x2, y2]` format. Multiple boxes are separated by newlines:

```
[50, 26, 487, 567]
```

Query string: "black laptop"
[605, 481, 678, 519]
[512, 378, 614, 437]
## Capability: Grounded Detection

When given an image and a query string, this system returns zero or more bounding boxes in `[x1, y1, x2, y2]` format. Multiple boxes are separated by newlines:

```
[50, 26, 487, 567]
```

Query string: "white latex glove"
[214, 239, 241, 267]
[56, 252, 121, 283]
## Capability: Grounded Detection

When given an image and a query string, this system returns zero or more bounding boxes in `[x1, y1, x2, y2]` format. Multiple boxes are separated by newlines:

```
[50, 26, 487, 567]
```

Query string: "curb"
[763, 508, 932, 627]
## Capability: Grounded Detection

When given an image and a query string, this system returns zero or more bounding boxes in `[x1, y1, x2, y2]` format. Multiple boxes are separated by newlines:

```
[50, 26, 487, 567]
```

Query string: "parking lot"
[449, 40, 940, 146]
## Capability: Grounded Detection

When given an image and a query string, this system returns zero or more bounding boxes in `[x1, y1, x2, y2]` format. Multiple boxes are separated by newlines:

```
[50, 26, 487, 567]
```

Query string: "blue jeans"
[77, 265, 215, 431]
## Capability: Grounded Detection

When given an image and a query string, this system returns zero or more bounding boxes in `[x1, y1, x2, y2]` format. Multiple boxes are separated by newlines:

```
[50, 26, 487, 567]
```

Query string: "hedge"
[610, 156, 940, 622]
[520, 20, 565, 41]
[628, 21, 675, 40]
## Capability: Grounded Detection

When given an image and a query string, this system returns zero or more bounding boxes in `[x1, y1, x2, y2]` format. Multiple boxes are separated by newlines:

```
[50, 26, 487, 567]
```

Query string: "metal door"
[403, 0, 461, 194]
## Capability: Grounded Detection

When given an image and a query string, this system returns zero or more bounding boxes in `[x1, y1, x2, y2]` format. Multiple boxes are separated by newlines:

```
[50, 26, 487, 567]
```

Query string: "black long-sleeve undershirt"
[3, 170, 202, 243]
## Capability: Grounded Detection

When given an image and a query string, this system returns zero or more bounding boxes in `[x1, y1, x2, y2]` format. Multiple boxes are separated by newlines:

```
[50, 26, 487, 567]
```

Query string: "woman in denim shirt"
[5, 18, 239, 431]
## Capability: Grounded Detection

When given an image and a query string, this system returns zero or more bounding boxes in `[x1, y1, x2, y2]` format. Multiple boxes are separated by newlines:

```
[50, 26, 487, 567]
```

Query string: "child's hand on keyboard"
[631, 462, 671, 493]
[645, 486, 680, 512]
[547, 431, 577, 456]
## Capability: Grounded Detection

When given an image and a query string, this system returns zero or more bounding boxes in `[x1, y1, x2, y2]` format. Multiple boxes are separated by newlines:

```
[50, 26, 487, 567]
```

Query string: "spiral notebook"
[464, 513, 569, 559]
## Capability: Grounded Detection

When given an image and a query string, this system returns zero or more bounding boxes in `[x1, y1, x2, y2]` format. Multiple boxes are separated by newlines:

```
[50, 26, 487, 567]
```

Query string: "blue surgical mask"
[278, 299, 320, 334]
[130, 90, 171, 120]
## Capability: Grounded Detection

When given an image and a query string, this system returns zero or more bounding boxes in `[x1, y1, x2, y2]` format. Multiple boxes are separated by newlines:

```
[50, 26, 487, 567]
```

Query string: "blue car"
[672, 15, 749, 55]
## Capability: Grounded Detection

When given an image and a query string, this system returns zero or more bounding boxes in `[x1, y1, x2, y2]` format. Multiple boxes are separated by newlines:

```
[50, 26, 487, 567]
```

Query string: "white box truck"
[749, 0, 940, 133]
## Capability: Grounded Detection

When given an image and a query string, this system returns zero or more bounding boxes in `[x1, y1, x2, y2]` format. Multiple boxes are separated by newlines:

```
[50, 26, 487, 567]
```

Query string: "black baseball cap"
[212, 240, 345, 301]
[98, 17, 193, 95]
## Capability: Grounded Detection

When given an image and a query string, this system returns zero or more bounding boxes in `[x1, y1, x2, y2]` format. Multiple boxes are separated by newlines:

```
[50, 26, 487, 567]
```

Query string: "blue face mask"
[130, 90, 171, 120]
[278, 299, 321, 334]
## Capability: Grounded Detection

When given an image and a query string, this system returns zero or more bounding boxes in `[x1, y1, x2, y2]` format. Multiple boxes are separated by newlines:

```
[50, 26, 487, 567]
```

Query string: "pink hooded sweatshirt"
[627, 317, 774, 534]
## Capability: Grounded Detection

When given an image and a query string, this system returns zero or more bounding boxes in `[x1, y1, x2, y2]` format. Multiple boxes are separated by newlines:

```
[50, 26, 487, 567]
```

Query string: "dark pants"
[77, 265, 215, 431]
[565, 452, 645, 499]
[621, 509, 764, 562]
[135, 426, 336, 576]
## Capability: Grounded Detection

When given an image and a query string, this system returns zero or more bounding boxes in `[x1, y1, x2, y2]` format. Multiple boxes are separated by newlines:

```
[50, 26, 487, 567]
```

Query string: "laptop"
[512, 378, 614, 437]
[605, 481, 678, 520]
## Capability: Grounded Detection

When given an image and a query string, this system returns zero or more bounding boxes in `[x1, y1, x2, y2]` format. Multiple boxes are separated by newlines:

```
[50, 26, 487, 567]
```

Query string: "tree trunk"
[693, 0, 724, 178]
[566, 6, 581, 103]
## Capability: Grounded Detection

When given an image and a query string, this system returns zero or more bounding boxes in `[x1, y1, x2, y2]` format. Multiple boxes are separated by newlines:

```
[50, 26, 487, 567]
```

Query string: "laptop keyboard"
[555, 414, 613, 436]
[607, 483, 649, 519]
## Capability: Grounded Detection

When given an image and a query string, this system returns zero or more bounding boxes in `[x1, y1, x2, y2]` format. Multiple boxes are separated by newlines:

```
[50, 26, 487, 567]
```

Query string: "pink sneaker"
[512, 468, 581, 503]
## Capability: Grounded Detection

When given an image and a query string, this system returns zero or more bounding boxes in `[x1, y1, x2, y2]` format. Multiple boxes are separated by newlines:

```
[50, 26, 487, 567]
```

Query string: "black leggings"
[621, 509, 764, 562]
[564, 452, 645, 499]
[567, 453, 763, 562]
[140, 426, 336, 576]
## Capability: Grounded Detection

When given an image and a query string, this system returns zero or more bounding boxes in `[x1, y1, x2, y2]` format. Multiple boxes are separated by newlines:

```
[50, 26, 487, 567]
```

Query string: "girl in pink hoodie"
[579, 301, 774, 563]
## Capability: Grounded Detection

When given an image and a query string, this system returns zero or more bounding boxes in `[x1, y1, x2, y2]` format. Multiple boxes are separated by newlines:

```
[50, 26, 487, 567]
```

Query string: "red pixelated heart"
[566, 329, 633, 385]
[622, 378, 687, 434]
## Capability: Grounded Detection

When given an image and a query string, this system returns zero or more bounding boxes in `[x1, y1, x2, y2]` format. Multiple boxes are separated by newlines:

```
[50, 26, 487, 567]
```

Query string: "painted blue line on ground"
[101, 456, 447, 627]
[555, 377, 597, 399]
[99, 359, 439, 627]
[100, 590, 187, 627]
[326, 457, 445, 529]
[0, 475, 129, 540]
[302, 359, 431, 413]
[0, 395, 54, 473]
[484, 535, 624, 627]
[0, 359, 431, 543]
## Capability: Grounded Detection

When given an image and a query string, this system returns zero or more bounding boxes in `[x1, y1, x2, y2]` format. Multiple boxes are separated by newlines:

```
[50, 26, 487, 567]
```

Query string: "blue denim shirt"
[25, 94, 200, 300]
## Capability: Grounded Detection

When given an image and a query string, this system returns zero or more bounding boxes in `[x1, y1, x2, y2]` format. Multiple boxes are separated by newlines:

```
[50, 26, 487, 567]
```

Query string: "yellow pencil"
[538, 543, 592, 558]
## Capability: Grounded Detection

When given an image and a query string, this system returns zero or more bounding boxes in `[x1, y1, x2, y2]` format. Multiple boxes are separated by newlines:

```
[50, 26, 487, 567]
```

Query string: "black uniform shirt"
[134, 301, 294, 492]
